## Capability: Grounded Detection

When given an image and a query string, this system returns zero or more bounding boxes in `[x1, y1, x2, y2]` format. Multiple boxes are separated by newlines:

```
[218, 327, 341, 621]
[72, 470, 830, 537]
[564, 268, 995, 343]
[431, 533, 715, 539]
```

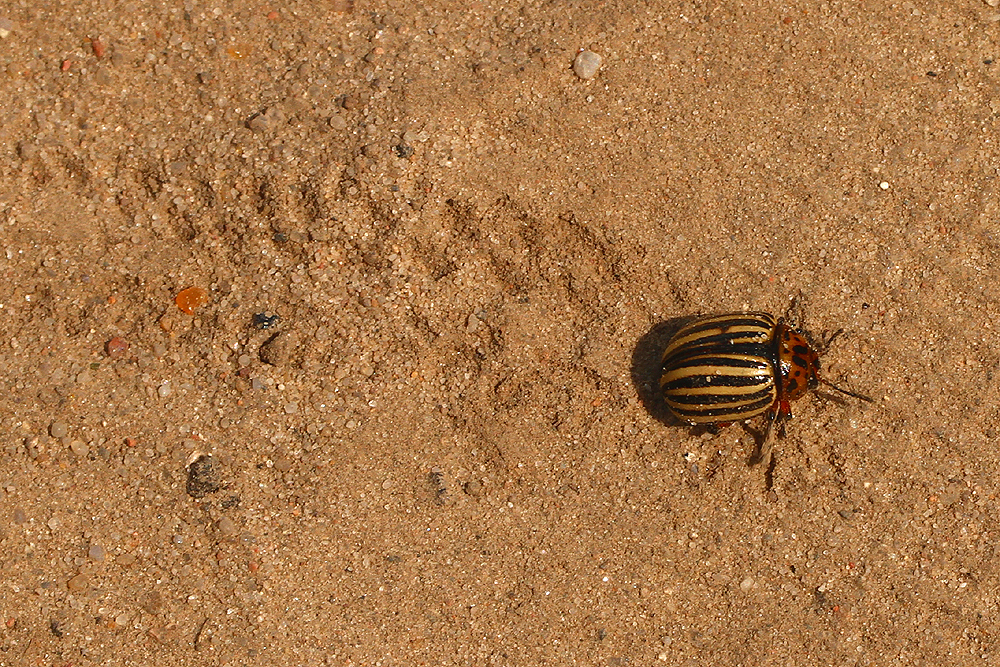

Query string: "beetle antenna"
[819, 378, 873, 403]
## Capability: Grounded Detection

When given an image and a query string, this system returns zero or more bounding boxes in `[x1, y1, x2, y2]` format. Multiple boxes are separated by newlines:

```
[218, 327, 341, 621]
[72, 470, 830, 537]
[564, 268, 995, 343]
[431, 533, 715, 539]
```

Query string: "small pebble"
[186, 455, 221, 498]
[248, 106, 285, 133]
[69, 440, 89, 457]
[24, 436, 41, 459]
[105, 336, 129, 359]
[175, 286, 209, 315]
[157, 382, 171, 398]
[573, 49, 603, 80]
[283, 402, 299, 414]
[464, 479, 483, 497]
[274, 457, 293, 472]
[141, 590, 163, 614]
[0, 17, 12, 39]
[50, 421, 68, 438]
[13, 507, 26, 524]
[251, 378, 264, 391]
[740, 576, 755, 592]
[17, 141, 38, 160]
[67, 573, 89, 592]
[217, 516, 236, 536]
[259, 331, 296, 366]
[466, 313, 480, 333]
[88, 543, 105, 561]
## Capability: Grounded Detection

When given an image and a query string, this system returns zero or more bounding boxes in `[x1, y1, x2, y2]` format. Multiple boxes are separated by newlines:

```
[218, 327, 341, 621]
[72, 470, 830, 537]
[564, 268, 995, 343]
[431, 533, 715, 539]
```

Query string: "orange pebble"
[175, 287, 209, 314]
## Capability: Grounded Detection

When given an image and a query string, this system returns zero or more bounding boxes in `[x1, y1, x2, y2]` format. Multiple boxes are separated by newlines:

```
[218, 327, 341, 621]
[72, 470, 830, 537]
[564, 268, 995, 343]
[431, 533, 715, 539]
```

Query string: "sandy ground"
[2, 1, 1000, 665]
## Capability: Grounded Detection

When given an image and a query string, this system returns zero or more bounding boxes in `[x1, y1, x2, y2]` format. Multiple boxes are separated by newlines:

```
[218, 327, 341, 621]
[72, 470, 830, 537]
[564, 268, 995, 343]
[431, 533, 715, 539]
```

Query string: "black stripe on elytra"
[665, 386, 775, 405]
[667, 331, 770, 353]
[662, 371, 771, 391]
[668, 394, 775, 418]
[663, 350, 772, 372]
[681, 316, 774, 336]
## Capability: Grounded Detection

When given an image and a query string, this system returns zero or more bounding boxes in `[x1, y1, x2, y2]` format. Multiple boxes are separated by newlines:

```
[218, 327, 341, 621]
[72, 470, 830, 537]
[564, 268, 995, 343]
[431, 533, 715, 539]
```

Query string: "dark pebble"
[186, 455, 221, 498]
[252, 312, 280, 329]
[259, 330, 296, 366]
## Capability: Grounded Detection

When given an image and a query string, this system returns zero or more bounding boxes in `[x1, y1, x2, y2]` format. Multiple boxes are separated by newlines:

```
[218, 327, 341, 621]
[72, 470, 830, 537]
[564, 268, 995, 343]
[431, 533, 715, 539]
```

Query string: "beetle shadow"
[630, 316, 696, 428]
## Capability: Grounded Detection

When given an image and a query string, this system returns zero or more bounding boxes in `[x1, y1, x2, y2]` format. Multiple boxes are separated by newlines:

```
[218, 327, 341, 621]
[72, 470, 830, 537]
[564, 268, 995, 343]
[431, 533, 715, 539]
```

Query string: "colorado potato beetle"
[659, 312, 870, 465]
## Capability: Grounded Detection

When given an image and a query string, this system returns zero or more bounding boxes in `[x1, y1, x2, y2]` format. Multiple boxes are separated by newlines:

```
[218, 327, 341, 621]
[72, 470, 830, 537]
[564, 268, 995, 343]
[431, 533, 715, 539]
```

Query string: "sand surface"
[2, 1, 999, 665]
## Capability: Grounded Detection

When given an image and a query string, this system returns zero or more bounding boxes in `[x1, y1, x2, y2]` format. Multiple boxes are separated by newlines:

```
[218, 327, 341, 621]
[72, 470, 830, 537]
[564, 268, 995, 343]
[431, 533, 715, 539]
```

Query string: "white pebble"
[573, 50, 603, 80]
[879, 181, 889, 190]
[740, 576, 755, 592]
[157, 382, 171, 398]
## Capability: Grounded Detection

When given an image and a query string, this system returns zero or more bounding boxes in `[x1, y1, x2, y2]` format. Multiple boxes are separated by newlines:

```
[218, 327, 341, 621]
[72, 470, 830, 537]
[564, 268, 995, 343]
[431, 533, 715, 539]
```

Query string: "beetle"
[659, 312, 871, 465]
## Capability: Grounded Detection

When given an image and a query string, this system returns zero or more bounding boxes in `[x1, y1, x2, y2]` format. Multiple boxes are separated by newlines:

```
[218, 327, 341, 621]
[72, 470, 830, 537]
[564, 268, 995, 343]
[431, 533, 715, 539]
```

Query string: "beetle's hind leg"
[747, 410, 784, 467]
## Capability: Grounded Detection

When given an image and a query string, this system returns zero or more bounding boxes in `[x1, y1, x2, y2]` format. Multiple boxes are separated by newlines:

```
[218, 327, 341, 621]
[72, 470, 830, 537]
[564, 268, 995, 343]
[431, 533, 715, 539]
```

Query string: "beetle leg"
[748, 410, 778, 467]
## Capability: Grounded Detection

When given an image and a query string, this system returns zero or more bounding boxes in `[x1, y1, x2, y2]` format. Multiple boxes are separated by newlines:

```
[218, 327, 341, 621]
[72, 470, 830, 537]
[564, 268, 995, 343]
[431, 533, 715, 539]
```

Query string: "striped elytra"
[660, 313, 785, 425]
